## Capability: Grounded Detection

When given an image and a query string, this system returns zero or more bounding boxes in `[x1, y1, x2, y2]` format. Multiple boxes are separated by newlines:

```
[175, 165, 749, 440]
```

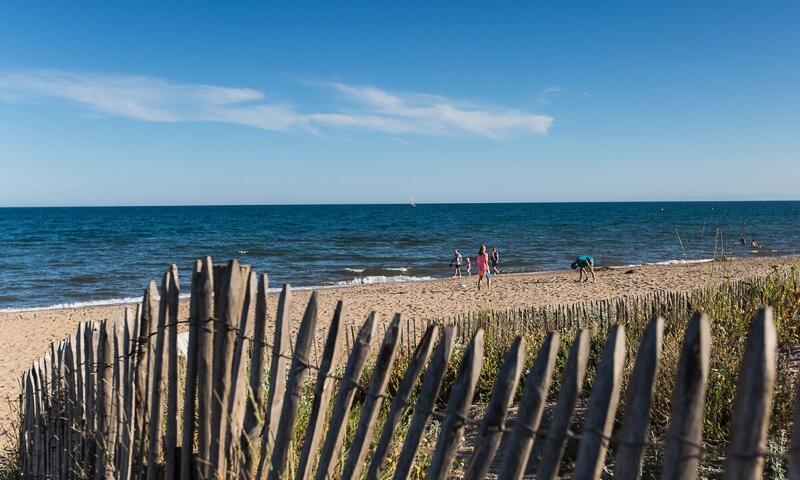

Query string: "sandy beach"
[1, 255, 798, 436]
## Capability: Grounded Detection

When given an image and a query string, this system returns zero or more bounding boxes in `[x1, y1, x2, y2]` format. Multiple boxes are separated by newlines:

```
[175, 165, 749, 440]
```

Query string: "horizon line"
[2, 198, 800, 209]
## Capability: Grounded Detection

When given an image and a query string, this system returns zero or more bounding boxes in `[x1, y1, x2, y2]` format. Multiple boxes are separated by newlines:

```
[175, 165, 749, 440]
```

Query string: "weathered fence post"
[614, 315, 664, 480]
[96, 320, 114, 479]
[146, 271, 172, 480]
[179, 260, 202, 480]
[164, 265, 181, 479]
[224, 268, 256, 474]
[196, 257, 215, 477]
[497, 332, 560, 480]
[536, 330, 591, 480]
[341, 314, 402, 480]
[366, 323, 440, 480]
[255, 284, 292, 480]
[63, 340, 77, 478]
[210, 261, 248, 477]
[661, 312, 711, 480]
[425, 329, 485, 480]
[242, 273, 270, 476]
[295, 301, 345, 480]
[131, 283, 157, 477]
[84, 322, 98, 476]
[392, 326, 457, 480]
[266, 291, 319, 480]
[313, 312, 376, 480]
[465, 336, 526, 480]
[120, 308, 135, 480]
[573, 324, 626, 479]
[724, 307, 776, 479]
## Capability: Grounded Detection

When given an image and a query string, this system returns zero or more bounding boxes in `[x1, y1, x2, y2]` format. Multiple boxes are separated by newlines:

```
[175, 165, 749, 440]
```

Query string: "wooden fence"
[15, 258, 798, 479]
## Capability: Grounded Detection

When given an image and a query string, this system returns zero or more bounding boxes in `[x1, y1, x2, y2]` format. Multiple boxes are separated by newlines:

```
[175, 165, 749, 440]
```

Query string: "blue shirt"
[576, 255, 594, 266]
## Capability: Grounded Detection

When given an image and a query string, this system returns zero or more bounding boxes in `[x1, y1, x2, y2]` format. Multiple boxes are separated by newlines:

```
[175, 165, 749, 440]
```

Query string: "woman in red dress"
[476, 244, 492, 291]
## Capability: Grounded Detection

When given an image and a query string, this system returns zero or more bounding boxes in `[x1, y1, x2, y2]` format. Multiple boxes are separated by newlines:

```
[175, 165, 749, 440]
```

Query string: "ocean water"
[1, 202, 799, 310]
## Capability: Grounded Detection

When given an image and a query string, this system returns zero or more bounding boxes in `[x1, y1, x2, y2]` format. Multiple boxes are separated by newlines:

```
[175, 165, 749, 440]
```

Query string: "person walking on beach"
[465, 257, 472, 276]
[571, 255, 595, 282]
[450, 249, 463, 277]
[491, 246, 500, 275]
[476, 245, 492, 291]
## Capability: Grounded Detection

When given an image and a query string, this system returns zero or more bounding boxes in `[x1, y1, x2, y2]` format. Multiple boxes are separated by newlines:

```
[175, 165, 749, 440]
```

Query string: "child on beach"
[450, 249, 463, 277]
[476, 245, 492, 291]
[465, 257, 472, 276]
[571, 255, 595, 282]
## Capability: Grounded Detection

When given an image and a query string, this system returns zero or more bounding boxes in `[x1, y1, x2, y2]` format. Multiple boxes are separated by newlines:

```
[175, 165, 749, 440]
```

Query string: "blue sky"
[1, 1, 798, 206]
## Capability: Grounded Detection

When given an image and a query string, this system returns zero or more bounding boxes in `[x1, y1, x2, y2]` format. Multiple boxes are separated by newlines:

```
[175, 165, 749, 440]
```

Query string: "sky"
[0, 1, 799, 206]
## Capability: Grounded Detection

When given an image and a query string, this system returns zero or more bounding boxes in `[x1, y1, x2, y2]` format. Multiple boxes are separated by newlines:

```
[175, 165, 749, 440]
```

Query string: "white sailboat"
[410, 197, 416, 207]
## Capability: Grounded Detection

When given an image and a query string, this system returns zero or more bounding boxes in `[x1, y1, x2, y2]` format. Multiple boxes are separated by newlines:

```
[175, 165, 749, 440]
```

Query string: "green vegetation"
[0, 407, 22, 480]
[295, 264, 800, 477]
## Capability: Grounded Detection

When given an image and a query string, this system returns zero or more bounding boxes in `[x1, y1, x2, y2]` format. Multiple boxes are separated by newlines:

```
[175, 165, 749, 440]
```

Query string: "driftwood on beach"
[15, 257, 795, 479]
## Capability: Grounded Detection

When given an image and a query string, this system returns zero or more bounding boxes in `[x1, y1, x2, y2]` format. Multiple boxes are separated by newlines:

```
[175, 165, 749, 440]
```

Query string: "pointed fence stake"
[366, 324, 440, 480]
[313, 312, 376, 480]
[392, 326, 457, 480]
[465, 336, 527, 480]
[661, 312, 711, 480]
[497, 332, 560, 480]
[242, 273, 270, 477]
[425, 329, 485, 480]
[295, 301, 345, 480]
[573, 324, 626, 479]
[614, 316, 664, 480]
[341, 314, 402, 480]
[255, 284, 292, 480]
[536, 330, 591, 480]
[196, 257, 215, 477]
[724, 307, 777, 479]
[267, 291, 319, 480]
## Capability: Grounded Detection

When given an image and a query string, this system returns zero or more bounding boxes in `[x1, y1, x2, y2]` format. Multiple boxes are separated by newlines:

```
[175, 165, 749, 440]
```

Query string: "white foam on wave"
[649, 258, 714, 266]
[0, 293, 192, 313]
[609, 258, 715, 270]
[344, 267, 408, 273]
[333, 275, 435, 286]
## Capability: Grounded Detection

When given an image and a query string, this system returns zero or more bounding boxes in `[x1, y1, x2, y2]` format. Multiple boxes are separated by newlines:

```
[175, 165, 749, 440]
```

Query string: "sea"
[1, 202, 799, 311]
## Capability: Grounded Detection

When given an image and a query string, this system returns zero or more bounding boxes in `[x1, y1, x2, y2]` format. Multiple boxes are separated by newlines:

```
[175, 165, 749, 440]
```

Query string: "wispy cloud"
[0, 70, 553, 139]
[536, 85, 561, 104]
[327, 83, 552, 138]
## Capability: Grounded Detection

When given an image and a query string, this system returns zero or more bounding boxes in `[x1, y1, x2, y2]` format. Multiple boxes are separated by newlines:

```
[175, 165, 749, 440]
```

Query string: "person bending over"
[571, 255, 595, 282]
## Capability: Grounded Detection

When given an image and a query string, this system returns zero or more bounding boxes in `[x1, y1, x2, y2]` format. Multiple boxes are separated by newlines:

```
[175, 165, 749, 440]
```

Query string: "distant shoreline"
[0, 255, 756, 313]
[3, 253, 793, 314]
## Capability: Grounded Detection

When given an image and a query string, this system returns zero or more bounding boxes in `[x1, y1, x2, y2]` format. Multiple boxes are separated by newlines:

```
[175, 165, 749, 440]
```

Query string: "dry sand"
[1, 255, 797, 437]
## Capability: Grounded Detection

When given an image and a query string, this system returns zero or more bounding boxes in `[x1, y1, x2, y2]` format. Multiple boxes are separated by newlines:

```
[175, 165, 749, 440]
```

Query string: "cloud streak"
[0, 70, 553, 139]
[536, 85, 561, 104]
